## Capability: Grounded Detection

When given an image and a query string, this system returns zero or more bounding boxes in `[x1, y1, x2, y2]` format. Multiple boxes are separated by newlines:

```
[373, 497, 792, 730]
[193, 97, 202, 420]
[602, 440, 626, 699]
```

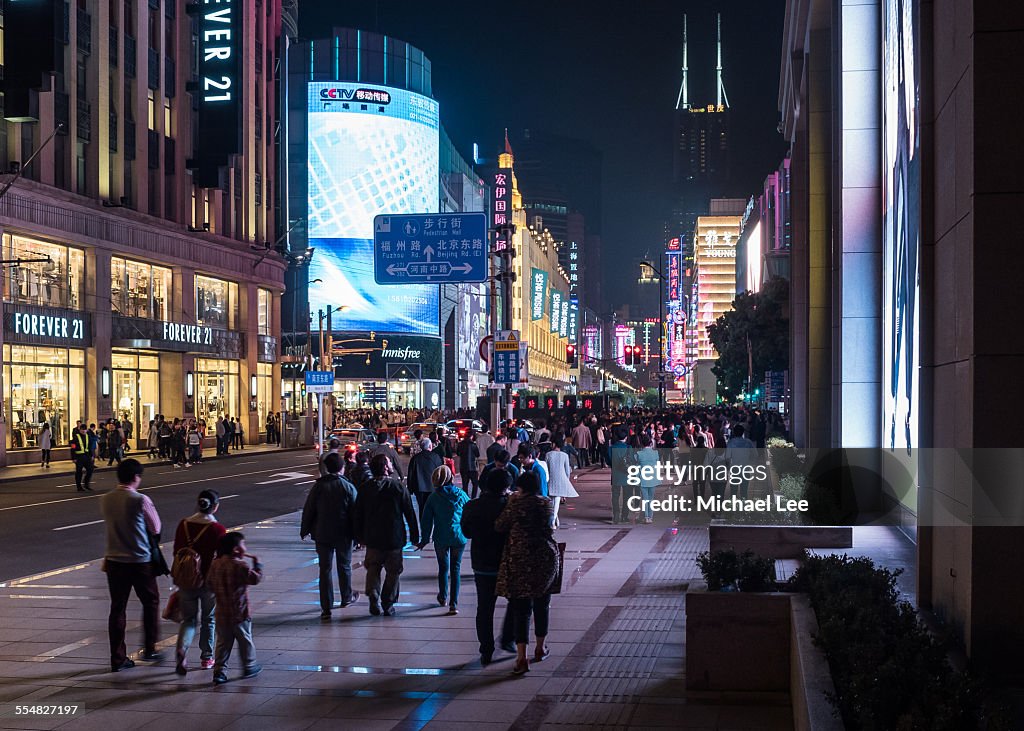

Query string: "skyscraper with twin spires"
[666, 13, 732, 247]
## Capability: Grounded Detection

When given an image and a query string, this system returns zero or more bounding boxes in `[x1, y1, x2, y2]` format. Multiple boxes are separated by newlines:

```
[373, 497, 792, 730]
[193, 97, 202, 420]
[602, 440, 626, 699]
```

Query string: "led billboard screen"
[307, 82, 440, 335]
[883, 0, 919, 450]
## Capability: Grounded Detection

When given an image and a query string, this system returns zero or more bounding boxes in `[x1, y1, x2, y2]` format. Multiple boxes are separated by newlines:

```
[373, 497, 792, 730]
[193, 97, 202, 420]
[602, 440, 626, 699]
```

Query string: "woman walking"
[39, 423, 52, 467]
[544, 435, 578, 528]
[147, 420, 159, 459]
[496, 471, 560, 675]
[173, 490, 227, 675]
[418, 465, 470, 614]
[636, 434, 660, 524]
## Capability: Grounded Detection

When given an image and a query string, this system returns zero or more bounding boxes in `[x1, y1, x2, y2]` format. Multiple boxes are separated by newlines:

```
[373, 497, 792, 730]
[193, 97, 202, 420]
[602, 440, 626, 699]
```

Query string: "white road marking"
[295, 480, 316, 485]
[220, 494, 240, 499]
[254, 471, 316, 485]
[0, 461, 318, 514]
[52, 519, 105, 532]
[237, 461, 257, 465]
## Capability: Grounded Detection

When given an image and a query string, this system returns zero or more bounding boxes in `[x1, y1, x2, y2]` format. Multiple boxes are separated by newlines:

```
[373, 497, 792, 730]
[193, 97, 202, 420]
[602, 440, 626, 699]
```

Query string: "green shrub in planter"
[696, 548, 775, 592]
[768, 445, 804, 478]
[789, 554, 999, 730]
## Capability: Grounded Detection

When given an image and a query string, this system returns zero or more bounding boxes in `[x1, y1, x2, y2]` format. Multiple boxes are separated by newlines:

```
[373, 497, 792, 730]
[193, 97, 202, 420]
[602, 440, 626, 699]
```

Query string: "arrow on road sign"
[255, 471, 315, 485]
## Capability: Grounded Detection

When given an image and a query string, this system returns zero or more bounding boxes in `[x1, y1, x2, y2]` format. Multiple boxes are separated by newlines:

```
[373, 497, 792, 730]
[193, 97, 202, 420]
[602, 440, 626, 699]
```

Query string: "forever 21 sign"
[189, 0, 242, 187]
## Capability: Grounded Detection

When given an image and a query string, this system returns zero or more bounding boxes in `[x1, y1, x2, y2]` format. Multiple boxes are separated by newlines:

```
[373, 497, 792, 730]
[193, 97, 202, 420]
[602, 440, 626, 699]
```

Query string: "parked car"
[328, 427, 377, 453]
[397, 422, 440, 454]
[445, 419, 485, 441]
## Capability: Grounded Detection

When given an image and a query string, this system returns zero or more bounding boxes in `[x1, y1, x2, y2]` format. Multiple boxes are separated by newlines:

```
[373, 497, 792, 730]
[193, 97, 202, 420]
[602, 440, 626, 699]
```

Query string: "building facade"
[498, 147, 574, 396]
[284, 28, 484, 413]
[0, 0, 285, 466]
[780, 0, 1024, 680]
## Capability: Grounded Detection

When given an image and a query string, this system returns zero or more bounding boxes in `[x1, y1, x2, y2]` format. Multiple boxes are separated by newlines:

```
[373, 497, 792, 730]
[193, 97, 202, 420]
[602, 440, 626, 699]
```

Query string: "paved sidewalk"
[0, 466, 799, 730]
[0, 444, 306, 485]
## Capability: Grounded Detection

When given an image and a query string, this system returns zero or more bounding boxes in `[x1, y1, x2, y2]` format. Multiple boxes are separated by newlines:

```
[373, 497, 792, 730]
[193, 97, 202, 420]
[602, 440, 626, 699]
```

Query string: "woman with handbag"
[496, 471, 560, 675]
[171, 490, 227, 675]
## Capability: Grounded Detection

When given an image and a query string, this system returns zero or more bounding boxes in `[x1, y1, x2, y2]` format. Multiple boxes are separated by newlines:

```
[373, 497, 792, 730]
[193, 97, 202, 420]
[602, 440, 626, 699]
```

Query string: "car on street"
[397, 422, 440, 453]
[445, 419, 485, 441]
[498, 419, 536, 440]
[329, 427, 378, 453]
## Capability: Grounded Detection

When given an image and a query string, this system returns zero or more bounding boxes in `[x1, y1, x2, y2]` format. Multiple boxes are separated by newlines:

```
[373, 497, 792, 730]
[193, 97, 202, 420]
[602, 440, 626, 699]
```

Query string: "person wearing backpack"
[187, 426, 202, 465]
[172, 490, 227, 675]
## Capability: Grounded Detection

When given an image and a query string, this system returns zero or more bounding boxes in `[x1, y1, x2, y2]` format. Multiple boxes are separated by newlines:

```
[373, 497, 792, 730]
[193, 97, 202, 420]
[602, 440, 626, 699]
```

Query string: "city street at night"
[0, 0, 1022, 727]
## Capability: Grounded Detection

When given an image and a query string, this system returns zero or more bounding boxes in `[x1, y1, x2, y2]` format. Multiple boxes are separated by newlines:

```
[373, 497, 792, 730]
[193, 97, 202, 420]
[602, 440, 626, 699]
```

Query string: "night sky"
[300, 0, 788, 308]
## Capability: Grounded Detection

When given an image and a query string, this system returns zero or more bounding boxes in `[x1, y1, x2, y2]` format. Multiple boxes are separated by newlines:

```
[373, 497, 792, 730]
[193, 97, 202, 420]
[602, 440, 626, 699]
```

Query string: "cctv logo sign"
[319, 87, 392, 105]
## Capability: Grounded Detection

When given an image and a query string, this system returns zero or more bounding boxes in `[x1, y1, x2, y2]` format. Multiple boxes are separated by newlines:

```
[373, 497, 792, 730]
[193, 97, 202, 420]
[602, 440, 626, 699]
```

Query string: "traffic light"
[634, 345, 644, 363]
[623, 345, 634, 366]
[565, 343, 576, 364]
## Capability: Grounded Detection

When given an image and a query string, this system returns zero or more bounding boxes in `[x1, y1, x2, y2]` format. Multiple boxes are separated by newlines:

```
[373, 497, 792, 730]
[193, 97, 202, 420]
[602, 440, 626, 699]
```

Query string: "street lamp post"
[640, 260, 666, 409]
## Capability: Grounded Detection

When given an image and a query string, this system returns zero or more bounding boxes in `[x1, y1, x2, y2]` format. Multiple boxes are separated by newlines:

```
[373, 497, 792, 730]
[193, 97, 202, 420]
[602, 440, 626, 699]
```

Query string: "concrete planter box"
[790, 594, 843, 731]
[685, 587, 792, 692]
[708, 524, 853, 559]
[685, 587, 842, 729]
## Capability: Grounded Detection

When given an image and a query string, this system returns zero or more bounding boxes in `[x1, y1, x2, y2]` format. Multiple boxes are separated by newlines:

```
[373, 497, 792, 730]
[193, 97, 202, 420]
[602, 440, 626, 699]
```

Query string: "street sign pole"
[318, 393, 324, 456]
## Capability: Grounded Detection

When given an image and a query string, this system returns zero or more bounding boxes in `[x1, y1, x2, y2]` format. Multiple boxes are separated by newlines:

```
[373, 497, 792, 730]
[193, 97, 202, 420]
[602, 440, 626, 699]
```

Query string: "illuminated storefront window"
[2, 235, 84, 310]
[195, 358, 240, 426]
[111, 257, 172, 320]
[257, 288, 271, 335]
[3, 345, 85, 450]
[195, 275, 239, 329]
[256, 362, 273, 434]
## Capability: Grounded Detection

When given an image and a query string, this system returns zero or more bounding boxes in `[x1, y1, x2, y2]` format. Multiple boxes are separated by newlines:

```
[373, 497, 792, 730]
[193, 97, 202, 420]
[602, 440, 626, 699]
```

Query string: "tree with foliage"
[706, 277, 789, 395]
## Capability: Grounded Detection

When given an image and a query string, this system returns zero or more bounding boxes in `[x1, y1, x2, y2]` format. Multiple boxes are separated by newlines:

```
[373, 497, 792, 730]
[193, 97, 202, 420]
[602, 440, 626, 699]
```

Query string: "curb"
[0, 446, 312, 486]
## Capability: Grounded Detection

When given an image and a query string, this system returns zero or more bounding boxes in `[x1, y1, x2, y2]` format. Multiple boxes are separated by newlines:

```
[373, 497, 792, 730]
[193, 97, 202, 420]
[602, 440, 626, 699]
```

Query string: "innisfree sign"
[373, 213, 489, 284]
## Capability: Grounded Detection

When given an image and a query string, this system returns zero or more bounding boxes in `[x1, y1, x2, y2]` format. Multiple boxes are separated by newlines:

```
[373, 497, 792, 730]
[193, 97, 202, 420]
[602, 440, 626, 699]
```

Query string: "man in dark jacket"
[301, 453, 360, 620]
[354, 454, 420, 616]
[407, 438, 443, 519]
[345, 451, 372, 489]
[460, 469, 516, 664]
[457, 433, 481, 499]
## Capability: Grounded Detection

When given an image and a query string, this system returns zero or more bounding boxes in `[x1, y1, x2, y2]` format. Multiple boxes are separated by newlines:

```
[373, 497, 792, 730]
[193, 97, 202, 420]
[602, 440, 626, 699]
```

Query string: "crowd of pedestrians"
[93, 404, 783, 685]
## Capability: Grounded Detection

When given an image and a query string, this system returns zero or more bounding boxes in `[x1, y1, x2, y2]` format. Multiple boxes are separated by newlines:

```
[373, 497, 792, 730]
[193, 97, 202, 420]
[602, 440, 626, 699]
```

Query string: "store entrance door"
[112, 352, 161, 451]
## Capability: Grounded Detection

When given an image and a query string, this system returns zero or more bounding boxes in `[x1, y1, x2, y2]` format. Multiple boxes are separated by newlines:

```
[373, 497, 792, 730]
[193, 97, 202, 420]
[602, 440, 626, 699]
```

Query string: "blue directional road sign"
[373, 212, 489, 285]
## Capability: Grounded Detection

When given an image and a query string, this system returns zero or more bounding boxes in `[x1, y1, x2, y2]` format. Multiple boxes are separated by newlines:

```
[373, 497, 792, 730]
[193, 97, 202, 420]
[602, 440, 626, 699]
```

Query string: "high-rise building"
[668, 13, 731, 248]
[0, 0, 285, 466]
[285, 28, 484, 412]
[688, 199, 744, 403]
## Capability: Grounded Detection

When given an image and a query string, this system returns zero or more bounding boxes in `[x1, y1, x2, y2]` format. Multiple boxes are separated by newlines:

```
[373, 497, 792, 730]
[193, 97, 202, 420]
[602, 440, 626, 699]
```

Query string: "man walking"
[71, 423, 94, 492]
[301, 452, 360, 621]
[215, 417, 227, 455]
[609, 426, 632, 524]
[99, 459, 163, 671]
[723, 424, 757, 499]
[457, 432, 481, 499]
[367, 432, 404, 480]
[408, 438, 443, 519]
[354, 454, 419, 616]
[571, 419, 593, 468]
